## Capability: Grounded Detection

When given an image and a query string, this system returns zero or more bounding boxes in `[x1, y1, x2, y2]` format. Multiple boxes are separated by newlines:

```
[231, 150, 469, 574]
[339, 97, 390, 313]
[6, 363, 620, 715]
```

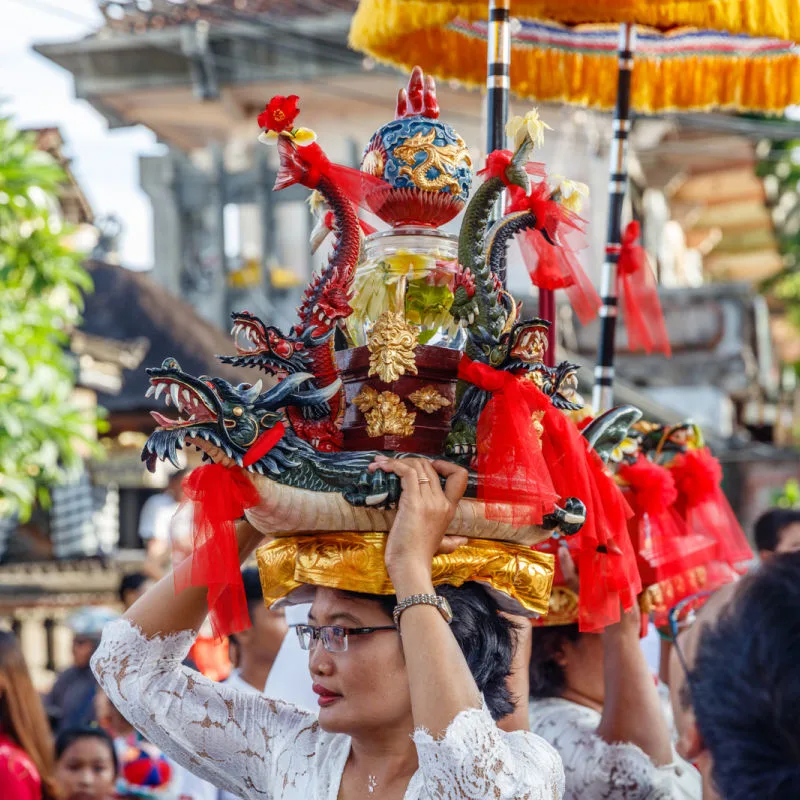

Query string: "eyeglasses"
[295, 624, 397, 653]
[666, 589, 716, 675]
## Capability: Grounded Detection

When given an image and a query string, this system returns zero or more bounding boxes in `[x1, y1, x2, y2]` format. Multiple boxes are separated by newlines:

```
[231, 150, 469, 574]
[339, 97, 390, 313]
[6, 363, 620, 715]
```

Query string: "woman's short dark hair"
[528, 624, 581, 699]
[352, 582, 518, 720]
[690, 552, 800, 799]
[118, 572, 148, 604]
[55, 726, 119, 776]
[754, 508, 800, 553]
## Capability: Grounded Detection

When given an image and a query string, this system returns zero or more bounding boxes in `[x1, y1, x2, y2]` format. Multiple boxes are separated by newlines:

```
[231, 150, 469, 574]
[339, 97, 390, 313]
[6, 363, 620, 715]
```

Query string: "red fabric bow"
[477, 150, 546, 187]
[670, 448, 753, 571]
[507, 184, 601, 325]
[617, 221, 672, 357]
[458, 355, 640, 631]
[175, 465, 260, 639]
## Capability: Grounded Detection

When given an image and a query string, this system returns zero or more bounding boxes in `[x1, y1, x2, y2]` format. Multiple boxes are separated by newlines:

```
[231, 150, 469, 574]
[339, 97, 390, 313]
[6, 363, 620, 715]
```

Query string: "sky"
[3, 0, 161, 269]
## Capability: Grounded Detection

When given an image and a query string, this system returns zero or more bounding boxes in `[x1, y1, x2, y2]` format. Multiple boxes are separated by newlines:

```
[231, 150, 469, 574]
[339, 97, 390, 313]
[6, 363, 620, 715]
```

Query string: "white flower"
[505, 108, 552, 150]
[550, 174, 590, 213]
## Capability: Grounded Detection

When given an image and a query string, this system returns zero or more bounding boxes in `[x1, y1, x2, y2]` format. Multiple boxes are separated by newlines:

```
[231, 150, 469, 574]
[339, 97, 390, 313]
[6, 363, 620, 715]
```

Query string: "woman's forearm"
[124, 520, 264, 638]
[392, 567, 482, 740]
[596, 623, 673, 766]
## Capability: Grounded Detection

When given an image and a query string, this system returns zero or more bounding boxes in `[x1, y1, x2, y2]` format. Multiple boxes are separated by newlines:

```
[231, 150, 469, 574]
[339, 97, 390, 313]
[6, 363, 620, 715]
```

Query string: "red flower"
[257, 95, 300, 133]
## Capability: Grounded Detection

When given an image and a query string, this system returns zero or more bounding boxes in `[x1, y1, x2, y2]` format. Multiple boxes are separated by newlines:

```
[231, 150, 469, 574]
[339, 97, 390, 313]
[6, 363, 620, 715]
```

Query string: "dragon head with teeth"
[142, 357, 340, 474]
[219, 311, 310, 374]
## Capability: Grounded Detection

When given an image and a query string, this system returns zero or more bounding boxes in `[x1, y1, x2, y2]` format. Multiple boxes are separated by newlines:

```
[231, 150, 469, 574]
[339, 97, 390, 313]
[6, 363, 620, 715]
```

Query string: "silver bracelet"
[392, 593, 453, 626]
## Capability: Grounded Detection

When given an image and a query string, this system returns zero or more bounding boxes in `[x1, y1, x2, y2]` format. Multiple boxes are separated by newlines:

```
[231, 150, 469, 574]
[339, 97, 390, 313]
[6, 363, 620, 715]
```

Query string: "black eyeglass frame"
[295, 623, 397, 653]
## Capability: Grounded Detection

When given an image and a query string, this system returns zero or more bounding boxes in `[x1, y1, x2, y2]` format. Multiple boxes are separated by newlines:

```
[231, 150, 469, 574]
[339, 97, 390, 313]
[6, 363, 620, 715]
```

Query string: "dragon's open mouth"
[511, 328, 547, 364]
[232, 318, 267, 355]
[147, 377, 218, 429]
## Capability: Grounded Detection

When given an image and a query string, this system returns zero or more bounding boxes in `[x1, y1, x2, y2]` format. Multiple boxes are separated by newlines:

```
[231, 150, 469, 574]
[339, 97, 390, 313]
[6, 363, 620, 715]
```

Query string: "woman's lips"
[312, 683, 342, 707]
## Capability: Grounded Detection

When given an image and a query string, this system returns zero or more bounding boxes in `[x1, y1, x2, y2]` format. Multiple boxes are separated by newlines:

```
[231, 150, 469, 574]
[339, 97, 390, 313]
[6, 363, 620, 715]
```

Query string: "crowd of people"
[1, 481, 799, 799]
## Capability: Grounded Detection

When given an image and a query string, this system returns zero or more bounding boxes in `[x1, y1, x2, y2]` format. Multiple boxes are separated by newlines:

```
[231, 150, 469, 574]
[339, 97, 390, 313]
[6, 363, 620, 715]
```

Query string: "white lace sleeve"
[91, 619, 322, 800]
[413, 704, 565, 800]
[529, 699, 700, 800]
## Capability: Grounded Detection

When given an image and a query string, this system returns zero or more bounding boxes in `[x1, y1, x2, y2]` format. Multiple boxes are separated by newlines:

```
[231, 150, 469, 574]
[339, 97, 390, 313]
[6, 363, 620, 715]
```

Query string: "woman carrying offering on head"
[90, 457, 565, 800]
[528, 545, 700, 799]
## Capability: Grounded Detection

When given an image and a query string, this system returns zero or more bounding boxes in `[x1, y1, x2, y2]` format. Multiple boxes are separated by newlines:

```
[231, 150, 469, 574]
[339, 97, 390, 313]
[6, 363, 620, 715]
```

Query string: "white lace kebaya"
[529, 697, 701, 800]
[92, 619, 565, 800]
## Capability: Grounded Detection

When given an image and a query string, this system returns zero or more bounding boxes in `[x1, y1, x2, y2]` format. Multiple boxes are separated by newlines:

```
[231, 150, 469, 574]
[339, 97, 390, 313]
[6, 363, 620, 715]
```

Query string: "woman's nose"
[308, 637, 333, 675]
[77, 767, 94, 787]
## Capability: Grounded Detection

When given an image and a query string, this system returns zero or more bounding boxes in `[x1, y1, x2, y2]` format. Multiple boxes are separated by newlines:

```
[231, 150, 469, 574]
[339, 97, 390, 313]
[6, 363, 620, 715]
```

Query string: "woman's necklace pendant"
[367, 775, 378, 793]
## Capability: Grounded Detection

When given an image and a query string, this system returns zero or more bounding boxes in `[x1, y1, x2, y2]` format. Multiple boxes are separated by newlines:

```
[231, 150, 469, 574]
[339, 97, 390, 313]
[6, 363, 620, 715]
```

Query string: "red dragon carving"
[220, 136, 363, 451]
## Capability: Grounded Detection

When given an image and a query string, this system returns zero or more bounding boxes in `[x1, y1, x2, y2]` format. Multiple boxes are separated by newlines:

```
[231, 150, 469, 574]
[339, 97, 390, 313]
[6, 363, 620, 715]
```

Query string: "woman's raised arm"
[371, 456, 480, 738]
[122, 518, 263, 638]
[91, 517, 316, 800]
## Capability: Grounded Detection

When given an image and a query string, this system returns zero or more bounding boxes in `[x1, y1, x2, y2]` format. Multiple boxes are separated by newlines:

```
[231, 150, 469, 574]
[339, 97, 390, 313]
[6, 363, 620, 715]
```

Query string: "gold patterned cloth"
[256, 532, 555, 617]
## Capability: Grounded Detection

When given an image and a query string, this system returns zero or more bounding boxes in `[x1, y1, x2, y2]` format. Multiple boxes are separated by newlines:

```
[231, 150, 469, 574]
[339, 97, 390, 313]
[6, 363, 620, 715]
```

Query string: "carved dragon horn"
[259, 372, 342, 410]
[241, 379, 264, 405]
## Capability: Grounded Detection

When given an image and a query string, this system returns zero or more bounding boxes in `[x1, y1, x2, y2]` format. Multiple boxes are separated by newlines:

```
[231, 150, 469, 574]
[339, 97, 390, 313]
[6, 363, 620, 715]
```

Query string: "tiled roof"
[79, 260, 253, 412]
[97, 0, 358, 34]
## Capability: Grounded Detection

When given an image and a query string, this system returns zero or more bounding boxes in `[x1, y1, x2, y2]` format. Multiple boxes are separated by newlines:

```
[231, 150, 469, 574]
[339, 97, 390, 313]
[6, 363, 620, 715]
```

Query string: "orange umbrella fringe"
[351, 0, 799, 43]
[351, 21, 800, 113]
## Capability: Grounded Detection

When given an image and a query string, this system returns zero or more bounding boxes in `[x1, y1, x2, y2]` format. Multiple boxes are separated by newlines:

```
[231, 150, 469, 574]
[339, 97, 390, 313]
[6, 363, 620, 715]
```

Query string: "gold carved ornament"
[256, 533, 555, 617]
[353, 387, 416, 438]
[393, 128, 472, 194]
[408, 385, 451, 414]
[534, 585, 580, 627]
[642, 565, 710, 618]
[367, 310, 419, 383]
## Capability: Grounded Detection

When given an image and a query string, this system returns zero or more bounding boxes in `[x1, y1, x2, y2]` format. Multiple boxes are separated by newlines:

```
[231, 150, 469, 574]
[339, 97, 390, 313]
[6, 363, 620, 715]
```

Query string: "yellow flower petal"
[292, 127, 318, 146]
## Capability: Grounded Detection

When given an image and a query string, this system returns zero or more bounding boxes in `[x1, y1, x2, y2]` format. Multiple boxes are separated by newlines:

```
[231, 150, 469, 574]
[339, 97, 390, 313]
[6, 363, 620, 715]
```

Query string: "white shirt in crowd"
[138, 492, 180, 543]
[529, 697, 701, 800]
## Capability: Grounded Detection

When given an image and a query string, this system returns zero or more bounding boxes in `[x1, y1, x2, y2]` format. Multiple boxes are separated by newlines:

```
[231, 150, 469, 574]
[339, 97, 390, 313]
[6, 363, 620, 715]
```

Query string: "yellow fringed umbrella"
[353, 0, 799, 44]
[350, 0, 800, 410]
[350, 1, 800, 114]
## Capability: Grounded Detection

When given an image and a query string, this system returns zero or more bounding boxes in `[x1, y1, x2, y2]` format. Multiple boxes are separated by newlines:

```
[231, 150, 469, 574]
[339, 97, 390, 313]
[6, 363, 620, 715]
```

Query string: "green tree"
[0, 116, 101, 520]
[755, 131, 800, 372]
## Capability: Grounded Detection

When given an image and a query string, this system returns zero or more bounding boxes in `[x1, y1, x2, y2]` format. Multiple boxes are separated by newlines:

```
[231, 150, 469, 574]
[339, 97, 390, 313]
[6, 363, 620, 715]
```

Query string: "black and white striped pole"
[592, 23, 636, 413]
[486, 0, 511, 283]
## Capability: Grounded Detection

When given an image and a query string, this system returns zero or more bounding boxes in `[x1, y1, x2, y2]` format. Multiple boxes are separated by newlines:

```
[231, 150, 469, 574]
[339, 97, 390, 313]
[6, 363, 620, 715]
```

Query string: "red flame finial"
[395, 66, 440, 120]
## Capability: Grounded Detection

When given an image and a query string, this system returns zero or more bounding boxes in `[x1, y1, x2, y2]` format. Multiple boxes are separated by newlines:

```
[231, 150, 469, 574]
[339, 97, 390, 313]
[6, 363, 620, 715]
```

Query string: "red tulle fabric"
[175, 465, 260, 639]
[457, 357, 559, 525]
[670, 448, 754, 571]
[617, 221, 672, 357]
[275, 138, 392, 218]
[507, 184, 601, 325]
[619, 456, 717, 591]
[458, 355, 640, 631]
